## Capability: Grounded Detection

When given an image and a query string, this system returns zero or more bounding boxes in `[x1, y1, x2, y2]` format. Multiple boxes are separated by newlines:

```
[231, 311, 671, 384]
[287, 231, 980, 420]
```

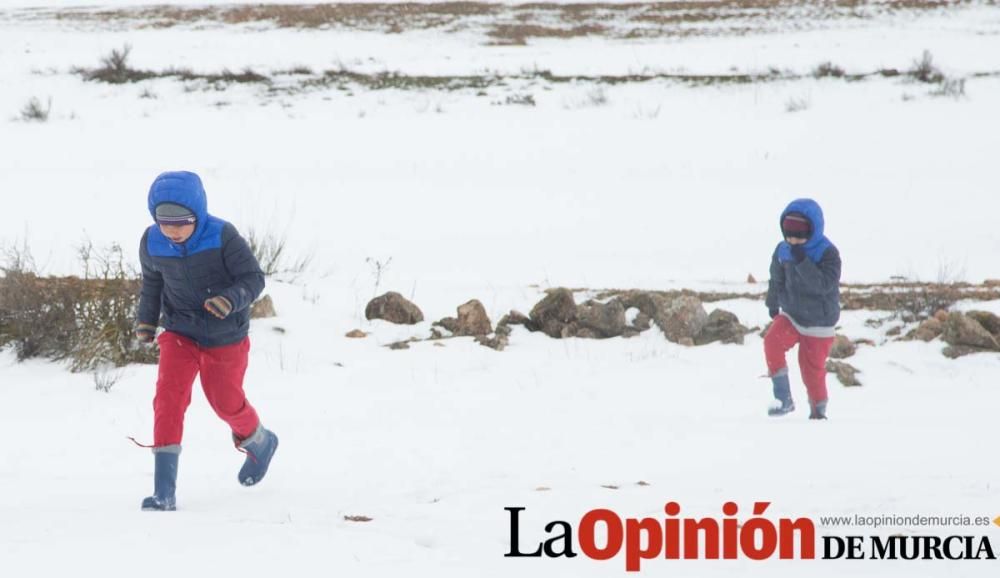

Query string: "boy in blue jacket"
[136, 171, 278, 511]
[764, 198, 842, 420]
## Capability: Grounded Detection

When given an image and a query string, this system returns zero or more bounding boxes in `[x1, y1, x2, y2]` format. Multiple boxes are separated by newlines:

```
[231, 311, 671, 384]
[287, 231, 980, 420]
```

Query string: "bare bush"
[20, 97, 51, 122]
[246, 226, 312, 279]
[909, 50, 945, 84]
[93, 364, 124, 393]
[785, 96, 810, 113]
[930, 78, 966, 99]
[586, 87, 609, 107]
[365, 256, 392, 297]
[812, 61, 845, 78]
[80, 44, 157, 84]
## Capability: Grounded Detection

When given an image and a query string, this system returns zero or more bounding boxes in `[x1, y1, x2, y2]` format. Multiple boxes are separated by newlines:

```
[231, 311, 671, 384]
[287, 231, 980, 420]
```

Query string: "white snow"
[1, 2, 999, 577]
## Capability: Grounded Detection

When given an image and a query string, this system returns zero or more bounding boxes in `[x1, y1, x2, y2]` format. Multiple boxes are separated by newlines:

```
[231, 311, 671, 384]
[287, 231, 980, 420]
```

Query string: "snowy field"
[2, 2, 1000, 577]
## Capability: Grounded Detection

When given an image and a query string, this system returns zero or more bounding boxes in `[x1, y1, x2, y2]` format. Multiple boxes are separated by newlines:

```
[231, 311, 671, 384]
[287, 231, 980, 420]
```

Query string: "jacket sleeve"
[765, 245, 783, 311]
[218, 224, 265, 313]
[790, 246, 841, 296]
[137, 230, 164, 326]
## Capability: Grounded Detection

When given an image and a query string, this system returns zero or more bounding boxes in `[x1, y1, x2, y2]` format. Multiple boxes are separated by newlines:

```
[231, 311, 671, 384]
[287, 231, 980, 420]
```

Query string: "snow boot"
[809, 400, 828, 420]
[767, 371, 795, 417]
[236, 424, 279, 487]
[141, 447, 179, 511]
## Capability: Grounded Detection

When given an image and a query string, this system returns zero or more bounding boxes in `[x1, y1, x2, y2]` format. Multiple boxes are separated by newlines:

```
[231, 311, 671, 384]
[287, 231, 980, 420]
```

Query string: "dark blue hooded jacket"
[137, 171, 265, 348]
[765, 199, 841, 329]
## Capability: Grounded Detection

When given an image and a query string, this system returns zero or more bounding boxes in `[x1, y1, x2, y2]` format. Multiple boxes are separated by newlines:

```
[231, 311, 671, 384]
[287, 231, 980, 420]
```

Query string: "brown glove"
[136, 323, 157, 344]
[204, 295, 233, 320]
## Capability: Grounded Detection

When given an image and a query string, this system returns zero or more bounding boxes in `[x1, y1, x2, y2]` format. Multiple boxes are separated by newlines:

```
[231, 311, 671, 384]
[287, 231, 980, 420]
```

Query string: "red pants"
[764, 315, 834, 404]
[153, 331, 260, 446]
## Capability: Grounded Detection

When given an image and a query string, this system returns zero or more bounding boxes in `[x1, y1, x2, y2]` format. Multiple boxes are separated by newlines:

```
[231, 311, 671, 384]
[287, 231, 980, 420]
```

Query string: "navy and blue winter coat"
[765, 199, 841, 329]
[137, 171, 265, 348]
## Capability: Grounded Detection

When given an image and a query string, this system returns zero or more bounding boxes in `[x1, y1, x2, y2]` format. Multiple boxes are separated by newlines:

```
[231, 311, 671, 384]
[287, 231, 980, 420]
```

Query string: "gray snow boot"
[767, 370, 795, 417]
[809, 400, 828, 420]
[236, 424, 279, 487]
[141, 447, 179, 511]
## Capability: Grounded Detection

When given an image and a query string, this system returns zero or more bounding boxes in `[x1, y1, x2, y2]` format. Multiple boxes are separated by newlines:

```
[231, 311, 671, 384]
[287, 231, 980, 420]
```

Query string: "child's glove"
[136, 323, 157, 344]
[790, 244, 807, 263]
[204, 295, 233, 320]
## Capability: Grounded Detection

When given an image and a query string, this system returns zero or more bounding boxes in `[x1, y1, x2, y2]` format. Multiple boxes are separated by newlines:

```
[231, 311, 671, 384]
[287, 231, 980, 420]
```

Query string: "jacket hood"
[147, 171, 209, 245]
[780, 198, 831, 263]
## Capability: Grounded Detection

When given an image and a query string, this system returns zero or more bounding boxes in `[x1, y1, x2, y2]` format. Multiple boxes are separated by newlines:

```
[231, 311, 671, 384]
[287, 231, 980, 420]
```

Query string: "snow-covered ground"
[1, 2, 999, 577]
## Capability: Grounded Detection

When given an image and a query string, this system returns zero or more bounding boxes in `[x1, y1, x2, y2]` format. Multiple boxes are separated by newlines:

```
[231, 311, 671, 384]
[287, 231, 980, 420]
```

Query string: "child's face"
[785, 237, 808, 246]
[160, 223, 196, 244]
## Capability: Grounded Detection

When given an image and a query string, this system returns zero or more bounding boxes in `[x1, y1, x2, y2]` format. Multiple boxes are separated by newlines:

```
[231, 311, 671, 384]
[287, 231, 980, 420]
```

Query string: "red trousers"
[764, 315, 834, 404]
[153, 331, 260, 446]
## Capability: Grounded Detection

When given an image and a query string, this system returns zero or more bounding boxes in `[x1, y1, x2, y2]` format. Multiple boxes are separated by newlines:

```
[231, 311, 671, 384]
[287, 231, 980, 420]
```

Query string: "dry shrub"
[0, 241, 158, 371]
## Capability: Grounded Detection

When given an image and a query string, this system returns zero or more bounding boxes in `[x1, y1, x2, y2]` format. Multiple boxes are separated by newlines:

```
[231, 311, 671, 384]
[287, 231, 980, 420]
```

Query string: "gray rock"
[829, 335, 857, 359]
[941, 312, 998, 350]
[827, 360, 862, 386]
[365, 292, 424, 325]
[694, 309, 749, 345]
[576, 299, 627, 339]
[436, 299, 492, 336]
[654, 295, 708, 345]
[528, 288, 578, 338]
[250, 295, 277, 319]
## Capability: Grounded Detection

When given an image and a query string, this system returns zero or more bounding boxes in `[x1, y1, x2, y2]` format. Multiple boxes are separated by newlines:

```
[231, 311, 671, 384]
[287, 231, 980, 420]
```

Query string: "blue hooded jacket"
[765, 198, 841, 329]
[138, 171, 265, 347]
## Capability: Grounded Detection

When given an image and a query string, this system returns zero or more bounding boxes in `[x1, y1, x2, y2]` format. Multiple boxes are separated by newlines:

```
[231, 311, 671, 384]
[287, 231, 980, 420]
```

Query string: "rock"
[345, 329, 367, 339]
[475, 333, 509, 351]
[933, 309, 948, 323]
[942, 345, 985, 359]
[250, 295, 277, 319]
[500, 310, 531, 326]
[576, 299, 627, 338]
[455, 299, 492, 336]
[387, 340, 411, 350]
[941, 312, 998, 350]
[365, 292, 424, 325]
[528, 288, 577, 338]
[905, 318, 943, 342]
[622, 328, 641, 339]
[694, 309, 749, 345]
[632, 312, 652, 331]
[654, 295, 709, 344]
[966, 310, 1000, 336]
[827, 360, 862, 386]
[747, 273, 757, 284]
[677, 337, 695, 347]
[618, 291, 669, 319]
[434, 318, 459, 334]
[829, 335, 857, 359]
[885, 326, 902, 337]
